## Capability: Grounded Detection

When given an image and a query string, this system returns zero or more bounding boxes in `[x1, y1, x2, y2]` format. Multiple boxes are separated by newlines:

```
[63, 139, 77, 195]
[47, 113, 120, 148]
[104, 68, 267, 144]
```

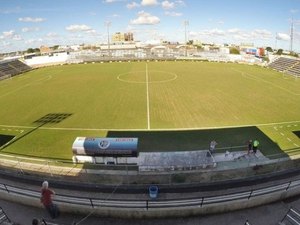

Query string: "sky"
[0, 0, 300, 53]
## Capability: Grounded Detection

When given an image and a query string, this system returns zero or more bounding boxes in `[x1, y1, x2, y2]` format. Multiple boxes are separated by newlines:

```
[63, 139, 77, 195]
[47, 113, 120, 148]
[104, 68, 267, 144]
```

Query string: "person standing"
[40, 181, 59, 219]
[247, 140, 253, 154]
[209, 140, 217, 154]
[253, 139, 259, 153]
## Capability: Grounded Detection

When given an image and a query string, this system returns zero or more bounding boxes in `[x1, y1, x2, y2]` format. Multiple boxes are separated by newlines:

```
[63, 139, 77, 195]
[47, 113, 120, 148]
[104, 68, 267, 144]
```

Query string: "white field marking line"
[272, 124, 300, 148]
[1, 120, 300, 132]
[0, 75, 52, 98]
[0, 128, 24, 133]
[146, 63, 151, 130]
[231, 68, 300, 96]
[117, 70, 178, 84]
[0, 76, 31, 87]
[0, 153, 53, 162]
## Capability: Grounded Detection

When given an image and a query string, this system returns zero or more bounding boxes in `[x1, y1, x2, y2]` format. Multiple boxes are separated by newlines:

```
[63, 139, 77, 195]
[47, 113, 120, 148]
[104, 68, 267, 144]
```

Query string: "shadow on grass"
[108, 126, 283, 156]
[0, 135, 15, 148]
[293, 131, 300, 138]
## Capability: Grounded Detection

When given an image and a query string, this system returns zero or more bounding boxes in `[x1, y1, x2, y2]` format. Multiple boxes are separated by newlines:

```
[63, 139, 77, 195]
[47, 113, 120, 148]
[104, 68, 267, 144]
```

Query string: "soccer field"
[0, 61, 299, 160]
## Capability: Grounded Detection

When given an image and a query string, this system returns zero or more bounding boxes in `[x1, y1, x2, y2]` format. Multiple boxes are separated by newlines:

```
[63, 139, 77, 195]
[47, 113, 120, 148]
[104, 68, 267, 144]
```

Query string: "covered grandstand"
[269, 57, 300, 78]
[0, 59, 31, 80]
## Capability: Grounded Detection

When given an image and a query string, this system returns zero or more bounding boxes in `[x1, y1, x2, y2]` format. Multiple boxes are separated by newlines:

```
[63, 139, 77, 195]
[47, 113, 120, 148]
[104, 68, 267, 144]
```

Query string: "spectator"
[40, 181, 60, 219]
[209, 140, 217, 154]
[32, 218, 39, 225]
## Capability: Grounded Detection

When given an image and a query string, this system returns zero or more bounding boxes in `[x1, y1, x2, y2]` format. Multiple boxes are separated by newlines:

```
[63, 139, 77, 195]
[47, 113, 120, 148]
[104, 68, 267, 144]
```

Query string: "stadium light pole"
[184, 20, 189, 57]
[105, 21, 111, 58]
[290, 17, 294, 53]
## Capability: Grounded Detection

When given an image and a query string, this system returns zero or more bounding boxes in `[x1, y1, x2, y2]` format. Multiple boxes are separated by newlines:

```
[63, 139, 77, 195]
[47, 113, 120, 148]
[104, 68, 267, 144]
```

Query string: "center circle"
[117, 70, 177, 83]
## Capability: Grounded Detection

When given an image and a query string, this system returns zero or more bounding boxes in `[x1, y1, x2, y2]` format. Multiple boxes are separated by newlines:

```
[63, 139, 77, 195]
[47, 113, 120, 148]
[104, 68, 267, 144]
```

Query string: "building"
[112, 32, 134, 43]
[39, 45, 51, 55]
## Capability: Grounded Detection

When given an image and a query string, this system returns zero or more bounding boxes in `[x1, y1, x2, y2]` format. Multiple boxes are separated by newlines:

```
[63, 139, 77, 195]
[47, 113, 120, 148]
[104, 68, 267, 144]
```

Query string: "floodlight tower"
[275, 32, 278, 50]
[290, 17, 294, 53]
[105, 21, 111, 57]
[184, 20, 189, 57]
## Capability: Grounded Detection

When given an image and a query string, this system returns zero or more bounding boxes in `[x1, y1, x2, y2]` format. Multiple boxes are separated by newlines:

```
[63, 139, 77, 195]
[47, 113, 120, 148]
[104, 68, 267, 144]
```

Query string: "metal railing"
[0, 178, 300, 211]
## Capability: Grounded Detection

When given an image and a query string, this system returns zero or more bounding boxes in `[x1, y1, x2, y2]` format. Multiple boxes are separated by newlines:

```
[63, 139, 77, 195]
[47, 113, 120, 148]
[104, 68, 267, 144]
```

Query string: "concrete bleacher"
[280, 207, 300, 225]
[0, 206, 11, 225]
[0, 59, 31, 79]
[269, 57, 300, 77]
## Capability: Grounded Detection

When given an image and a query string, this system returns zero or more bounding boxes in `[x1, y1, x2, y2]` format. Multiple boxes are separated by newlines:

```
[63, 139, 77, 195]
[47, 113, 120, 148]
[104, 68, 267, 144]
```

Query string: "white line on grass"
[146, 63, 151, 130]
[231, 68, 300, 96]
[0, 75, 52, 98]
[1, 120, 300, 132]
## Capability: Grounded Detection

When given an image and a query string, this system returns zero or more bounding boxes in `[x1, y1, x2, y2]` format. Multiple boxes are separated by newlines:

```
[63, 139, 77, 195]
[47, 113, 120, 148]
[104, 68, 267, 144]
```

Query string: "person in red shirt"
[40, 181, 59, 219]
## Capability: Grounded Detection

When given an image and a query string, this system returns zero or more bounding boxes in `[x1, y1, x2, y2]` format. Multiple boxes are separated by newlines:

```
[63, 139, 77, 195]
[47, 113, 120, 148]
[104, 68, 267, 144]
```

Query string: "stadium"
[0, 55, 300, 219]
[1, 0, 300, 224]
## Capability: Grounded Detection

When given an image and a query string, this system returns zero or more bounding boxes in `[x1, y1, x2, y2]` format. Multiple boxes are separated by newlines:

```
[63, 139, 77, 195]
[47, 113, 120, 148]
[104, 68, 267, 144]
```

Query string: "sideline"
[0, 120, 299, 132]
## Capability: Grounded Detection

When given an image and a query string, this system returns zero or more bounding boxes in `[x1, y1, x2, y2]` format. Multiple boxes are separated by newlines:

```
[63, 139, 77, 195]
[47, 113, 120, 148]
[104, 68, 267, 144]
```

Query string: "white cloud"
[111, 14, 120, 17]
[46, 32, 58, 38]
[1, 30, 22, 41]
[290, 9, 299, 14]
[130, 11, 160, 25]
[18, 17, 45, 22]
[86, 29, 97, 35]
[22, 27, 40, 32]
[198, 28, 225, 37]
[141, 0, 158, 6]
[276, 33, 290, 41]
[25, 38, 43, 44]
[190, 27, 274, 43]
[232, 33, 252, 41]
[162, 1, 175, 9]
[175, 0, 186, 6]
[66, 24, 93, 32]
[228, 28, 241, 34]
[3, 30, 15, 38]
[103, 0, 126, 3]
[165, 11, 182, 17]
[127, 2, 140, 9]
[251, 29, 272, 40]
[1, 41, 11, 48]
[12, 35, 22, 41]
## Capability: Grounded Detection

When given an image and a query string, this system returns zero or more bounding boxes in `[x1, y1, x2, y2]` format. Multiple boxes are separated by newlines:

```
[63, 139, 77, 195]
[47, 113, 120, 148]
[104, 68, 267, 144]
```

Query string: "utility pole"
[184, 20, 189, 57]
[105, 21, 111, 57]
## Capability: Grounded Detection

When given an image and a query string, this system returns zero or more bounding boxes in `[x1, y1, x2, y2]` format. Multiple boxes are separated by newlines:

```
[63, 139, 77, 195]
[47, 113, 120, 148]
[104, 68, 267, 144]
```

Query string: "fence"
[1, 178, 300, 211]
[0, 151, 299, 186]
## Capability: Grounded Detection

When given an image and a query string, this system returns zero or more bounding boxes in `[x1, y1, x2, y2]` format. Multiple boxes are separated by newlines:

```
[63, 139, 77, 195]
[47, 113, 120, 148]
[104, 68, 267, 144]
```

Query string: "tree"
[266, 47, 273, 52]
[230, 47, 240, 55]
[290, 52, 299, 58]
[26, 48, 35, 53]
[276, 49, 283, 55]
[51, 45, 59, 50]
[187, 40, 193, 45]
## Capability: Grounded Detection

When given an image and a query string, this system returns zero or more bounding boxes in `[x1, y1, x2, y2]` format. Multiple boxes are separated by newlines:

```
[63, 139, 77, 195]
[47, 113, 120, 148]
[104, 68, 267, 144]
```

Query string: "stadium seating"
[0, 59, 31, 79]
[269, 57, 300, 77]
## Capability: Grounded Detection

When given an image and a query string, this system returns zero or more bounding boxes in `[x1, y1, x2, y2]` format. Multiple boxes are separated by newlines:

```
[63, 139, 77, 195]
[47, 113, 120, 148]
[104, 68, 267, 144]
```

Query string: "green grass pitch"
[0, 61, 299, 160]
